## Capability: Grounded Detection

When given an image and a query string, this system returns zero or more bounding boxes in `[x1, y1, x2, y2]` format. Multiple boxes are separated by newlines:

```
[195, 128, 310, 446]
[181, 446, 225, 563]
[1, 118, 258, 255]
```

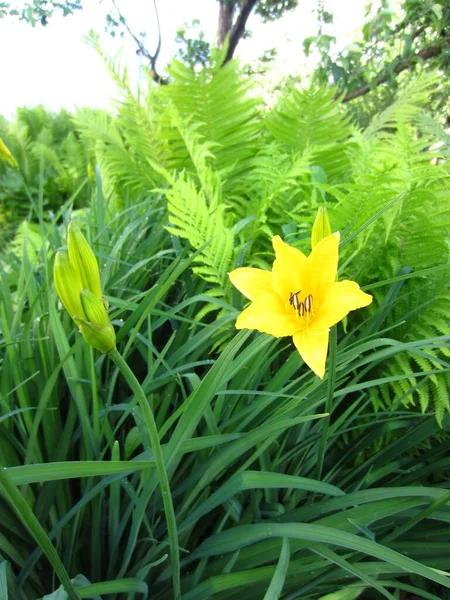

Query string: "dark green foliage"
[255, 0, 298, 21]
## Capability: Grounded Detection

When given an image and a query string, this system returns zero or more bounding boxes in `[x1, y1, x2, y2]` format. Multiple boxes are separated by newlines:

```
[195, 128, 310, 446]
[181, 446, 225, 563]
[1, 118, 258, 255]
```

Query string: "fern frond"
[267, 86, 352, 147]
[369, 286, 450, 423]
[164, 172, 234, 299]
[163, 107, 222, 206]
[75, 107, 164, 199]
[228, 145, 318, 247]
[364, 71, 442, 136]
[160, 56, 261, 185]
[76, 36, 171, 198]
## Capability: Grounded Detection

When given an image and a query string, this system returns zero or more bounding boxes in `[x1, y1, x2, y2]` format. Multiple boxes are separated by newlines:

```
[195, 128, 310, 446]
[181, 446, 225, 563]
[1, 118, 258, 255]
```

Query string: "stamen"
[305, 294, 313, 313]
[289, 290, 301, 311]
[289, 291, 301, 306]
[289, 291, 314, 321]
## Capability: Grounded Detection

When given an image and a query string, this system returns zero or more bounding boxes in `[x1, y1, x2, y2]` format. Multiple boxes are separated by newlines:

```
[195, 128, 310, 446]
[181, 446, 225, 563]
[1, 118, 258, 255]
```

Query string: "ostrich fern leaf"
[164, 172, 234, 305]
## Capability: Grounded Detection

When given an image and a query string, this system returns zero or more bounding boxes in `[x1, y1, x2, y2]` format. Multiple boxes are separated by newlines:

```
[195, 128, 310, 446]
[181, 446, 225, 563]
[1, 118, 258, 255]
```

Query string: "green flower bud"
[53, 250, 86, 320]
[77, 320, 116, 353]
[311, 206, 332, 249]
[67, 222, 102, 298]
[80, 289, 109, 327]
[53, 222, 116, 353]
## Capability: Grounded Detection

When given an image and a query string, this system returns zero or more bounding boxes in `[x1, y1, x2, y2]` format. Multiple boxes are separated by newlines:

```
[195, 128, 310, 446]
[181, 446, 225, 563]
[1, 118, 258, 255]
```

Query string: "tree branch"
[111, 0, 168, 85]
[224, 0, 258, 64]
[341, 41, 447, 102]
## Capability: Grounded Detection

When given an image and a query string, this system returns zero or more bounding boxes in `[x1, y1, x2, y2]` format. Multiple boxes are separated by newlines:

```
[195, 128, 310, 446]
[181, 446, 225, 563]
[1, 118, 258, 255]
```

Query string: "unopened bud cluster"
[54, 222, 116, 353]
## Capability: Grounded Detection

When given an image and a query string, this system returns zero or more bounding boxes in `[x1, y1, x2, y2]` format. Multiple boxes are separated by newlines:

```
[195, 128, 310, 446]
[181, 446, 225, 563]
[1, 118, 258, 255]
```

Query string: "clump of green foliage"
[0, 49, 449, 600]
[75, 42, 450, 420]
[0, 105, 93, 245]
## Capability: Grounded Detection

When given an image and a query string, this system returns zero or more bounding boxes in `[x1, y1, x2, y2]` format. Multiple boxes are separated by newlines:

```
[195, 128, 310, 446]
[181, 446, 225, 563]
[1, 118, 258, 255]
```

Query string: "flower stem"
[89, 346, 100, 443]
[108, 349, 181, 599]
[315, 326, 338, 482]
[0, 465, 80, 600]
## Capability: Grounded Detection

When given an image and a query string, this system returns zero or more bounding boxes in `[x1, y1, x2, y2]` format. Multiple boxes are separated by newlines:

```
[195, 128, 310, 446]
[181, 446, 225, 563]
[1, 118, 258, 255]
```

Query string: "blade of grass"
[262, 537, 290, 600]
[0, 466, 80, 600]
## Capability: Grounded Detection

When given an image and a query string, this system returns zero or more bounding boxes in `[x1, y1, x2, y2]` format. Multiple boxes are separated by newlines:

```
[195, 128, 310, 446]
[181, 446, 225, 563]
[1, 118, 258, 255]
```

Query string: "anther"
[289, 291, 301, 311]
[289, 291, 313, 320]
[305, 294, 313, 313]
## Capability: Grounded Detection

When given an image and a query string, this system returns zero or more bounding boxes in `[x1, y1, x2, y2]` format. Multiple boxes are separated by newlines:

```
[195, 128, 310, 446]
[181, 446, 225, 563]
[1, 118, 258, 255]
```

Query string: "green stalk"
[315, 325, 338, 482]
[108, 349, 181, 599]
[89, 346, 100, 442]
[0, 466, 79, 600]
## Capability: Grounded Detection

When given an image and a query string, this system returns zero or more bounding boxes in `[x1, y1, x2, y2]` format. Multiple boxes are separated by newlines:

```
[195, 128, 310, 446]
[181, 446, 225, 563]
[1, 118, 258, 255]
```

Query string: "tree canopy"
[1, 0, 449, 120]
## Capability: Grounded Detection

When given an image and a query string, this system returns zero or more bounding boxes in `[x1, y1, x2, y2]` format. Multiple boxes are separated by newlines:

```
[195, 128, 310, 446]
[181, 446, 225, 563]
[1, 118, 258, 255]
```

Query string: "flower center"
[288, 290, 314, 323]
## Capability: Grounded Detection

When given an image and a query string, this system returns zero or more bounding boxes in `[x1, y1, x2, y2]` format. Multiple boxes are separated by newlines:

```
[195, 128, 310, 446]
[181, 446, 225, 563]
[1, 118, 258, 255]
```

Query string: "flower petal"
[53, 250, 86, 320]
[272, 235, 307, 300]
[293, 328, 329, 379]
[68, 222, 102, 299]
[303, 233, 340, 295]
[310, 280, 373, 333]
[80, 289, 109, 327]
[235, 292, 300, 338]
[228, 267, 273, 301]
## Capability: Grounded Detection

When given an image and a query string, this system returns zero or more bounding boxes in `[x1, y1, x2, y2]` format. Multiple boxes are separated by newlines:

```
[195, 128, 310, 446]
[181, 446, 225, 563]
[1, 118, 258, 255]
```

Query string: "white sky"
[0, 0, 369, 118]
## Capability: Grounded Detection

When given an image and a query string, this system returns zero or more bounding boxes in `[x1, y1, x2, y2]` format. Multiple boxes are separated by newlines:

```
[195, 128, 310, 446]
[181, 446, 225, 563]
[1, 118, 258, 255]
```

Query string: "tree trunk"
[217, 0, 259, 64]
[218, 0, 235, 47]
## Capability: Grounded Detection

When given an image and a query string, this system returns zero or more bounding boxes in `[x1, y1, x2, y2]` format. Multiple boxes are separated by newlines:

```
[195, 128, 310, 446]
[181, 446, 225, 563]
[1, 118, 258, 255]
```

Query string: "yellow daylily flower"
[229, 233, 372, 378]
[54, 222, 116, 353]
